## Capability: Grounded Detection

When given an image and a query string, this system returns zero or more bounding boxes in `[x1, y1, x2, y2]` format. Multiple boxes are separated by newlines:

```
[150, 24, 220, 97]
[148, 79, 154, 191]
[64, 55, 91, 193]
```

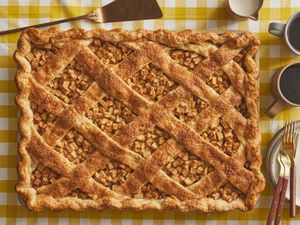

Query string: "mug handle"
[265, 100, 286, 118]
[268, 22, 286, 37]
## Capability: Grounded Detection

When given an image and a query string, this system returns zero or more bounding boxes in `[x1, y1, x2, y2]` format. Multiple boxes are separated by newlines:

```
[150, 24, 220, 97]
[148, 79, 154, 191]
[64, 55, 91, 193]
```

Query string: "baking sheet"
[1, 0, 300, 224]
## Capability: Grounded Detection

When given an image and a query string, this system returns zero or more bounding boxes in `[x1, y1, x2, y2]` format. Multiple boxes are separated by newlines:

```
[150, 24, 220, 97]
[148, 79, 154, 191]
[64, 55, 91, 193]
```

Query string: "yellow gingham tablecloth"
[0, 0, 300, 224]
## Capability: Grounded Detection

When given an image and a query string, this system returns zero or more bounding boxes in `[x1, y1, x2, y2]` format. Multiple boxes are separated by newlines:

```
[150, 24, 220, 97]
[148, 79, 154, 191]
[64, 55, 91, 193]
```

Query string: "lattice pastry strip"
[15, 28, 264, 212]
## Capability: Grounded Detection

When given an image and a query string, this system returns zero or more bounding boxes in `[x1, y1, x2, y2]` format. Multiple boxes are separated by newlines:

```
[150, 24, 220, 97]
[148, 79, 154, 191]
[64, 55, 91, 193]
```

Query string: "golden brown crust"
[15, 27, 265, 212]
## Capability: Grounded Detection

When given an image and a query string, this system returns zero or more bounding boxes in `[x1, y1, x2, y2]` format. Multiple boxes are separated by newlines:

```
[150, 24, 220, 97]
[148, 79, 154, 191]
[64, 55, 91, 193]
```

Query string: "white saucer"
[266, 121, 300, 207]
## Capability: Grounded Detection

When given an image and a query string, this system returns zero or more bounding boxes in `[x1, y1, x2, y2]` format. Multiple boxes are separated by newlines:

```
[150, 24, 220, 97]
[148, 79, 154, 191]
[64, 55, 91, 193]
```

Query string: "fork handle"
[275, 177, 289, 225]
[267, 176, 283, 225]
[290, 166, 296, 218]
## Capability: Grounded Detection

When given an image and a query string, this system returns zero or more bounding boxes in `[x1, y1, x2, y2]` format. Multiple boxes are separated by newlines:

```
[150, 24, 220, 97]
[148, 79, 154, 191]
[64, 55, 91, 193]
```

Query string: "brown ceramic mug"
[265, 62, 300, 118]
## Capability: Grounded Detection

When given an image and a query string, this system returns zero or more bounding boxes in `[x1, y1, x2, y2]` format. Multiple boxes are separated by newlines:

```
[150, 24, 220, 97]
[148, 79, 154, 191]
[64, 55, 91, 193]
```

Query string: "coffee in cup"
[287, 17, 300, 52]
[265, 63, 300, 118]
[269, 11, 300, 55]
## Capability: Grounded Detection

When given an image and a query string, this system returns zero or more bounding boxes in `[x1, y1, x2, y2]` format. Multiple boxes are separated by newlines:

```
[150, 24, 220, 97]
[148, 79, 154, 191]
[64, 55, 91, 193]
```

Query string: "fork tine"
[295, 134, 299, 157]
[290, 120, 294, 143]
[284, 121, 288, 143]
[292, 120, 296, 143]
[287, 120, 290, 142]
[288, 120, 292, 143]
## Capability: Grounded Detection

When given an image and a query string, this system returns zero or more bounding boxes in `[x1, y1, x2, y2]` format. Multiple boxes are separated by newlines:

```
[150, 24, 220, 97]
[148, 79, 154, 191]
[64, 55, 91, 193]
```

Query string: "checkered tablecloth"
[0, 0, 300, 224]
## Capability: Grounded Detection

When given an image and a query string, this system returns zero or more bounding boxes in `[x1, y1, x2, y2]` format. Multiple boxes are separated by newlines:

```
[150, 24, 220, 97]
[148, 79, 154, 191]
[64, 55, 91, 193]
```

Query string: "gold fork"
[282, 121, 297, 218]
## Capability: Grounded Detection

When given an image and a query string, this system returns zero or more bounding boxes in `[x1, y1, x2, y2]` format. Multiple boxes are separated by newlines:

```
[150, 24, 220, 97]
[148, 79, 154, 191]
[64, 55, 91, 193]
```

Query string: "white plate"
[266, 121, 300, 207]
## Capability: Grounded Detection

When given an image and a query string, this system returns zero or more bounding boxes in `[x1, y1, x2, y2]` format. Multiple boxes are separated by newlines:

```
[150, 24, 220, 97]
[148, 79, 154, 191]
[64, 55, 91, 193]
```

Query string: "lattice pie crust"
[15, 28, 265, 212]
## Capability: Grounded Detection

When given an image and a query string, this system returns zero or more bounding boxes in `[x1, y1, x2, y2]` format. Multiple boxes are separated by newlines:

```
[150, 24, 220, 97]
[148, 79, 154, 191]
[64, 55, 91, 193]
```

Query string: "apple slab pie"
[15, 28, 265, 212]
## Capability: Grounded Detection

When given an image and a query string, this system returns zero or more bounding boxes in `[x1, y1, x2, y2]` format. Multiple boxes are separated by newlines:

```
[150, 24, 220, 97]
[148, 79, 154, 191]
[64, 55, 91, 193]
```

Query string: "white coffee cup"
[268, 11, 300, 55]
